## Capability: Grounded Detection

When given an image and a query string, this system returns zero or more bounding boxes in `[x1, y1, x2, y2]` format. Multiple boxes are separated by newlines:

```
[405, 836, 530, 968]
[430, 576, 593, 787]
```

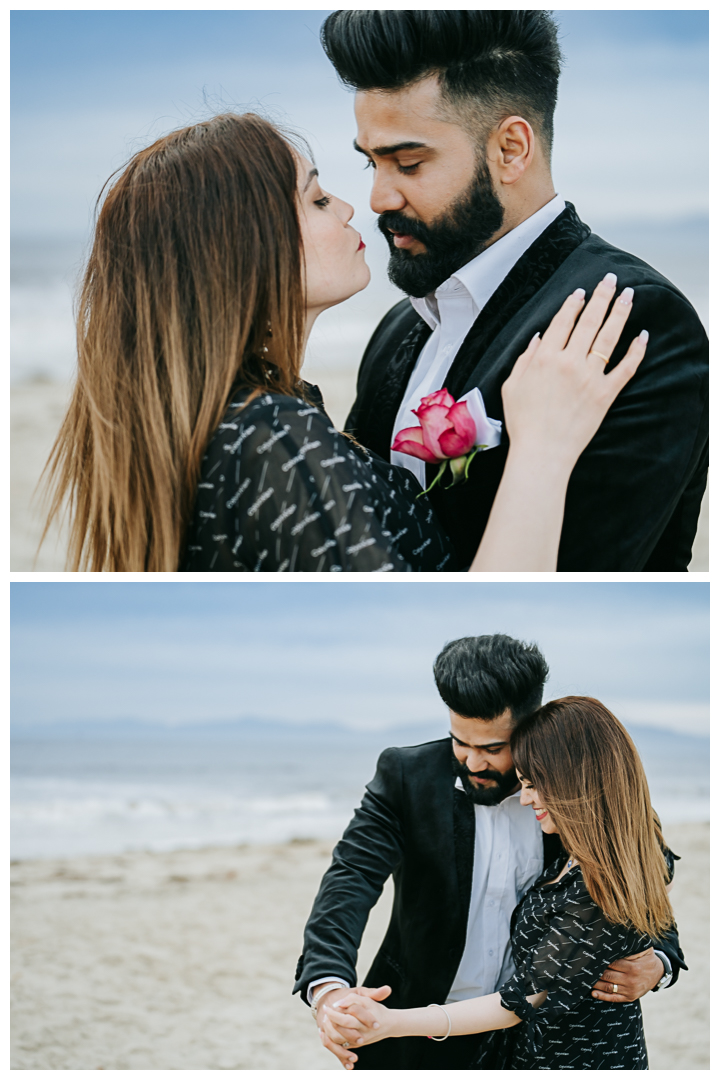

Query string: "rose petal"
[419, 388, 456, 411]
[438, 401, 477, 458]
[414, 403, 453, 459]
[391, 426, 442, 464]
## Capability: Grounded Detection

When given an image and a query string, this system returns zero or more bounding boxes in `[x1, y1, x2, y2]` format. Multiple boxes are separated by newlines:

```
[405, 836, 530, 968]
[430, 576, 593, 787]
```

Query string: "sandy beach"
[10, 821, 708, 1069]
[10, 378, 710, 571]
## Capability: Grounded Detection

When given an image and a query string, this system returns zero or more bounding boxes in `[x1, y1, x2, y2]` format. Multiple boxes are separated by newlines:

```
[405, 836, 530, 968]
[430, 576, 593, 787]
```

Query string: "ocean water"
[10, 217, 708, 386]
[10, 721, 709, 861]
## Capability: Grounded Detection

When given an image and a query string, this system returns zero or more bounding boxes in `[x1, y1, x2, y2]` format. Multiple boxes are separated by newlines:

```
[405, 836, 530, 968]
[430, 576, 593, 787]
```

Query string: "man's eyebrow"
[303, 167, 319, 192]
[353, 139, 430, 157]
[449, 731, 508, 750]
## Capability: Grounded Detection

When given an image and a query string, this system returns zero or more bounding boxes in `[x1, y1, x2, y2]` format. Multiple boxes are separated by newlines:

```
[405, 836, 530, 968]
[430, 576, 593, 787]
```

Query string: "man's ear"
[487, 116, 535, 187]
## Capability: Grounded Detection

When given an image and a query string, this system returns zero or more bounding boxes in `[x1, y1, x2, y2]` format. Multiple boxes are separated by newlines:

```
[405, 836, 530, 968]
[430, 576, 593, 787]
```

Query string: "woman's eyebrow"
[303, 167, 319, 192]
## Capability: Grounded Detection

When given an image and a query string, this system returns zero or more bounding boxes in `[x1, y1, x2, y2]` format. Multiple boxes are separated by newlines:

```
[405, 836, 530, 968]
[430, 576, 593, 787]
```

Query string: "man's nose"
[369, 170, 406, 215]
[466, 750, 488, 773]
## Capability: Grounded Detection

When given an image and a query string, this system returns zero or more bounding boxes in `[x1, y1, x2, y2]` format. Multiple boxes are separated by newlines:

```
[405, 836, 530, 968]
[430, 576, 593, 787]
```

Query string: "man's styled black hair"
[321, 10, 562, 153]
[433, 634, 549, 722]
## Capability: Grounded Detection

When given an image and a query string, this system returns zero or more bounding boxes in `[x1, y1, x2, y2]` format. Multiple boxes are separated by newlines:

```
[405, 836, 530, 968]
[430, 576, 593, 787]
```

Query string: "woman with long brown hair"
[321, 697, 678, 1069]
[42, 112, 646, 571]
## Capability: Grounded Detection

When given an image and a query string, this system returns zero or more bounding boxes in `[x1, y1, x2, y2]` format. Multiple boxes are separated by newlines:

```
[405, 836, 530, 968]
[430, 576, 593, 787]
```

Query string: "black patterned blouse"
[180, 385, 458, 572]
[480, 851, 676, 1071]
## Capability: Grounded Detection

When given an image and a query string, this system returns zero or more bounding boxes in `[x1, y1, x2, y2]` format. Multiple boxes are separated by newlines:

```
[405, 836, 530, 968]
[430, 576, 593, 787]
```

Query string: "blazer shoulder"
[580, 232, 704, 316]
[377, 737, 452, 772]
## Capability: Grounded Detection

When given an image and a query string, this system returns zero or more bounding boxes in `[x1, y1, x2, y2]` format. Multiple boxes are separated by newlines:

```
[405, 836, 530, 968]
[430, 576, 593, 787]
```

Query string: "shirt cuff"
[307, 977, 350, 1005]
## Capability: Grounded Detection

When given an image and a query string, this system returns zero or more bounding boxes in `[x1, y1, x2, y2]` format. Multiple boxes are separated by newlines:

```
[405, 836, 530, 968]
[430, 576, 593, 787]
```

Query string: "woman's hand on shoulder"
[501, 273, 648, 471]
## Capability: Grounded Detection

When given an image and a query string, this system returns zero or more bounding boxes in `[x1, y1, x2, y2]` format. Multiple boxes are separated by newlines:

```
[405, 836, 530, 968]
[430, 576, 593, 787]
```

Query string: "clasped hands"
[320, 985, 394, 1069]
[316, 947, 663, 1070]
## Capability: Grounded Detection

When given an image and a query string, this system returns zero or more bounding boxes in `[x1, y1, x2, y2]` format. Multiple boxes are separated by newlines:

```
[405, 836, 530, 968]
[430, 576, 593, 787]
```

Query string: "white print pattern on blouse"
[181, 389, 458, 573]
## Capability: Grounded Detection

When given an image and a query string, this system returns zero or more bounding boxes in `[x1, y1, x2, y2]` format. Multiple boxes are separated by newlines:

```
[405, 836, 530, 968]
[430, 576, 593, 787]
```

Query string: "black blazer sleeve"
[557, 282, 708, 570]
[649, 922, 685, 986]
[293, 748, 405, 1001]
[649, 843, 686, 985]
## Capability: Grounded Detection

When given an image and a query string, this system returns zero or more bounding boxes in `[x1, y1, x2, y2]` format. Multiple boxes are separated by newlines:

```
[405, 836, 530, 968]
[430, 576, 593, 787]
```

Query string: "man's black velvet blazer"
[345, 204, 708, 571]
[294, 739, 684, 1070]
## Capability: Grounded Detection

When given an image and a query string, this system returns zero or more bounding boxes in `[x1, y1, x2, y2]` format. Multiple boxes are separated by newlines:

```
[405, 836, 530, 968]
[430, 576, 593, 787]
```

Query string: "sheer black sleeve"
[498, 868, 651, 1057]
[181, 389, 457, 572]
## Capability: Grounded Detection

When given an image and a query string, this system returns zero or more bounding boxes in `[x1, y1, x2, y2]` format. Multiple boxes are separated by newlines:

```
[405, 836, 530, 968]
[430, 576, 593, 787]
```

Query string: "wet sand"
[10, 821, 709, 1069]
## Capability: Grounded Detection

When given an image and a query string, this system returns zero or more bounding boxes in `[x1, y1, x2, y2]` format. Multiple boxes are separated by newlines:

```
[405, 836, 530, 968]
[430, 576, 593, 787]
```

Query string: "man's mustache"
[377, 210, 434, 249]
[459, 764, 505, 783]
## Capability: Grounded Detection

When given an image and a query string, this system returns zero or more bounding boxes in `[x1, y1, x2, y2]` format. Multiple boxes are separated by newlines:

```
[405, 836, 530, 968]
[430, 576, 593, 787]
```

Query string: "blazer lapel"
[356, 317, 431, 459]
[452, 785, 476, 935]
[445, 203, 591, 403]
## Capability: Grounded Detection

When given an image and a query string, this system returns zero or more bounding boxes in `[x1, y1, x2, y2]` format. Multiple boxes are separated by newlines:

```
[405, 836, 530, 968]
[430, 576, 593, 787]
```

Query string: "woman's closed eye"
[314, 194, 331, 209]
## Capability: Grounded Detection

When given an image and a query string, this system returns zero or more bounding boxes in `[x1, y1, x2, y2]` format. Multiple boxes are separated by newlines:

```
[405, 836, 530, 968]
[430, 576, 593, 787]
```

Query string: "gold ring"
[612, 984, 618, 994]
[590, 349, 610, 364]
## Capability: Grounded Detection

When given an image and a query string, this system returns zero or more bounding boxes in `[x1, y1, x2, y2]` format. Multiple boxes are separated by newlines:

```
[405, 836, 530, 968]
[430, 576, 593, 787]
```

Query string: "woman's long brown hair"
[511, 696, 674, 939]
[41, 112, 306, 570]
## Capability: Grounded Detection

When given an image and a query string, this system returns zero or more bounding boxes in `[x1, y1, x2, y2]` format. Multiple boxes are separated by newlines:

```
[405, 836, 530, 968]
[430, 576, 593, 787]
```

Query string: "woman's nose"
[518, 786, 531, 805]
[335, 196, 354, 225]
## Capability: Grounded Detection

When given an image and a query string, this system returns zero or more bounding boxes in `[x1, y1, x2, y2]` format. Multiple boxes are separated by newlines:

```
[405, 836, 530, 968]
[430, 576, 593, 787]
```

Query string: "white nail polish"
[639, 329, 649, 343]
[572, 288, 585, 299]
[618, 287, 634, 304]
[603, 272, 617, 286]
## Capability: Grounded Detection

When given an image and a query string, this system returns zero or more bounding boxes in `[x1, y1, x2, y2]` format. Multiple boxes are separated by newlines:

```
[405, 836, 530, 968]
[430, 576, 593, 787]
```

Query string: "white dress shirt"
[391, 194, 566, 487]
[445, 782, 543, 1002]
[308, 781, 543, 1005]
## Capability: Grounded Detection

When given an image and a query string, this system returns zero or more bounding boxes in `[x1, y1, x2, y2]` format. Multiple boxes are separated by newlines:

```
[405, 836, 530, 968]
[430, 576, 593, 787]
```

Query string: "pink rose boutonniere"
[391, 387, 502, 495]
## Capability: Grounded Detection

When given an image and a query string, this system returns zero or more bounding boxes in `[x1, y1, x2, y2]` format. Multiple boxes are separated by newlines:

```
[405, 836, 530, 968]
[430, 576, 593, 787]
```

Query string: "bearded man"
[294, 635, 684, 1069]
[321, 10, 707, 571]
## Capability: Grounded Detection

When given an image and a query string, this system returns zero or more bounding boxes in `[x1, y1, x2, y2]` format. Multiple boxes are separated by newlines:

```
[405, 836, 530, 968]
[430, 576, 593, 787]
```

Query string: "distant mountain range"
[11, 716, 709, 759]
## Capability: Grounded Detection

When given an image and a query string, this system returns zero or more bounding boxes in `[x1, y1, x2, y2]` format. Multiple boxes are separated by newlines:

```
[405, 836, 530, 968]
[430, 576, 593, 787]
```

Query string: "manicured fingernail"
[572, 288, 585, 298]
[618, 287, 634, 305]
[602, 272, 617, 287]
[531, 331, 540, 340]
[373, 1022, 380, 1029]
[639, 329, 649, 343]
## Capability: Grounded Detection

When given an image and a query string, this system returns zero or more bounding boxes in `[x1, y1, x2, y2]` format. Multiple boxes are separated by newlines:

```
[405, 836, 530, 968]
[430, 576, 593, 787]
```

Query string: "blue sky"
[11, 583, 709, 735]
[11, 9, 708, 238]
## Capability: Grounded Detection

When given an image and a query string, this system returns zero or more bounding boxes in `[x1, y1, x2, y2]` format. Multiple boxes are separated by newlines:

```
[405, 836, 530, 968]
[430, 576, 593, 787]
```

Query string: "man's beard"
[378, 156, 505, 298]
[453, 755, 520, 806]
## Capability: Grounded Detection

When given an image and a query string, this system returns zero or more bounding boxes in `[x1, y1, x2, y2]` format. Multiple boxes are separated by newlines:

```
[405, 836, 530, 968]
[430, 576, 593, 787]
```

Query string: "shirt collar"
[410, 194, 566, 329]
